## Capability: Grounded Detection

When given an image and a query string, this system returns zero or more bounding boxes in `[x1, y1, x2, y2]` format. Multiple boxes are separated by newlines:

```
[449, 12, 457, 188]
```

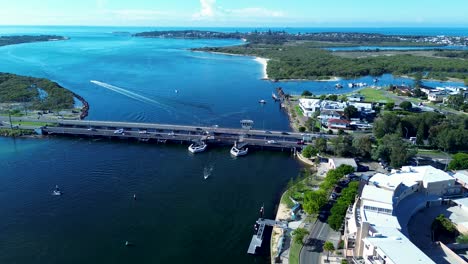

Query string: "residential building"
[298, 98, 321, 117]
[318, 109, 343, 123]
[428, 92, 446, 102]
[328, 158, 357, 170]
[327, 118, 351, 129]
[348, 102, 373, 113]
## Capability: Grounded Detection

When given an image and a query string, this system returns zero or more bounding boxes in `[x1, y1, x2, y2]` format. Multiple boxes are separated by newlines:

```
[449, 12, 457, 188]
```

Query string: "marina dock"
[247, 218, 288, 254]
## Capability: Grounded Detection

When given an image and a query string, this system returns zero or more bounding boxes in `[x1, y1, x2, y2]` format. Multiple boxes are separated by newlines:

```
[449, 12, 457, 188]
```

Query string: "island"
[0, 72, 88, 123]
[0, 35, 68, 47]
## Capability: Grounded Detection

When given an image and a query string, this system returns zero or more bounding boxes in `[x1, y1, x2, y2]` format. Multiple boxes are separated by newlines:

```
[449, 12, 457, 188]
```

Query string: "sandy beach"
[253, 57, 270, 79]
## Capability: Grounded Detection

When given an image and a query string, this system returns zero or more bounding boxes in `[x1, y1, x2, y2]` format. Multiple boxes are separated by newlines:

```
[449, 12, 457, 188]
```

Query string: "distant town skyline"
[1, 0, 468, 27]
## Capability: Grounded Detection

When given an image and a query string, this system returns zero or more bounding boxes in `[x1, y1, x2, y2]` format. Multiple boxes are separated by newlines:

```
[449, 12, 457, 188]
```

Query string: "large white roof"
[363, 227, 436, 264]
[453, 170, 468, 184]
[362, 210, 400, 229]
[361, 185, 393, 205]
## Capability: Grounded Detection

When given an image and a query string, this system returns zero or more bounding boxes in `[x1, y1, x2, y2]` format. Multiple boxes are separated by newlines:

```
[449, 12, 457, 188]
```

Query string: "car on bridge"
[114, 129, 124, 134]
[266, 140, 277, 144]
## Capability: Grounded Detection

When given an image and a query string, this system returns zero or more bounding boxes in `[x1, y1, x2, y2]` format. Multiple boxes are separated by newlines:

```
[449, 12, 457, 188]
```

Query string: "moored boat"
[230, 142, 248, 157]
[188, 141, 207, 153]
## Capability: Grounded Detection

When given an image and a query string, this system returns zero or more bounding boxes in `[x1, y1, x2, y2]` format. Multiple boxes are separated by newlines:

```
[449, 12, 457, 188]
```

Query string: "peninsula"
[134, 30, 468, 81]
[0, 35, 68, 47]
[0, 73, 88, 120]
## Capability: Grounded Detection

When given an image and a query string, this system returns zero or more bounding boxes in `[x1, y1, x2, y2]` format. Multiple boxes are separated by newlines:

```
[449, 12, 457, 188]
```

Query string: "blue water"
[0, 26, 466, 264]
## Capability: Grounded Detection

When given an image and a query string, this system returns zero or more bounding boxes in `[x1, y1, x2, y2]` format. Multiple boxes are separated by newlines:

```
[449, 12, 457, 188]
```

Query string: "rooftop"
[363, 227, 436, 264]
[361, 185, 393, 205]
[330, 157, 357, 168]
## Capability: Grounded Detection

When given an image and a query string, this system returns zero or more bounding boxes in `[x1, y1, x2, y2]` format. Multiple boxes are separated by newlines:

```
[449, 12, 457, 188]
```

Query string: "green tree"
[343, 105, 358, 120]
[303, 190, 327, 214]
[323, 241, 335, 262]
[384, 102, 395, 111]
[414, 71, 423, 88]
[292, 228, 309, 245]
[446, 93, 464, 110]
[320, 94, 327, 100]
[302, 145, 318, 158]
[416, 122, 425, 145]
[448, 153, 468, 170]
[372, 133, 416, 168]
[465, 78, 468, 86]
[353, 135, 373, 158]
[399, 101, 413, 111]
[315, 137, 327, 153]
[302, 90, 313, 97]
[330, 135, 354, 157]
[373, 112, 401, 138]
[299, 126, 306, 132]
[327, 94, 338, 101]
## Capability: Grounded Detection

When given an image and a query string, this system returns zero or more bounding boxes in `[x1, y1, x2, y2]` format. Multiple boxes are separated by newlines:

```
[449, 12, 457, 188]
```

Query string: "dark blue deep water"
[0, 26, 466, 264]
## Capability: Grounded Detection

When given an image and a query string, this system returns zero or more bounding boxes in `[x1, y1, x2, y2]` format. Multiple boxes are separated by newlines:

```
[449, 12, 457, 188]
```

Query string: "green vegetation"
[357, 87, 393, 103]
[292, 228, 309, 245]
[0, 73, 75, 111]
[323, 241, 335, 262]
[372, 134, 416, 168]
[373, 112, 467, 153]
[301, 90, 313, 97]
[434, 50, 468, 59]
[343, 105, 358, 119]
[289, 238, 302, 264]
[328, 181, 360, 231]
[399, 101, 413, 111]
[456, 234, 468, 244]
[0, 35, 66, 47]
[0, 128, 34, 137]
[302, 145, 318, 159]
[295, 105, 304, 116]
[448, 153, 468, 170]
[315, 137, 327, 153]
[194, 43, 468, 80]
[432, 214, 459, 243]
[11, 121, 55, 127]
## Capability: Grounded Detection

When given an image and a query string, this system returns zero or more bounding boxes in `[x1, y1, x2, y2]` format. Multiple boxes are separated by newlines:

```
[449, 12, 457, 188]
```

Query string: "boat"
[373, 78, 379, 83]
[203, 165, 214, 180]
[272, 93, 279, 101]
[335, 83, 343, 89]
[348, 83, 355, 88]
[52, 185, 62, 196]
[175, 89, 178, 93]
[259, 99, 266, 104]
[188, 141, 207, 153]
[230, 142, 248, 157]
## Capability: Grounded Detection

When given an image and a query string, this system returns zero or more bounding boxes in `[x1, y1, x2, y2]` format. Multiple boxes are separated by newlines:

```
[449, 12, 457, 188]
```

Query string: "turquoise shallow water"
[0, 26, 466, 263]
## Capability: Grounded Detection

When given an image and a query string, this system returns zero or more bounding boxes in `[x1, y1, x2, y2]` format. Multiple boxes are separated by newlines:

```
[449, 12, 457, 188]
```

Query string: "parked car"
[114, 129, 124, 134]
[357, 165, 369, 172]
[297, 140, 305, 145]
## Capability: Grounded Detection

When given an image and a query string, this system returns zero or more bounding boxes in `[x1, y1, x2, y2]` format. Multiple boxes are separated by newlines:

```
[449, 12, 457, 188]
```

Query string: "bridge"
[0, 117, 336, 152]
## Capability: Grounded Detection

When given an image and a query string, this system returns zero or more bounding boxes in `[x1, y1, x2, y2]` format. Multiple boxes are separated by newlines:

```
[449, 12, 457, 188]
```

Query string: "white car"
[266, 140, 277, 144]
[114, 129, 124, 134]
[138, 130, 148, 134]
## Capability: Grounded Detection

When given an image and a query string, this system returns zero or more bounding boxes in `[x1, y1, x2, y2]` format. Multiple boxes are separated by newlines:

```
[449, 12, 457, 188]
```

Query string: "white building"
[328, 158, 357, 170]
[348, 102, 373, 112]
[348, 94, 365, 102]
[428, 92, 447, 102]
[343, 166, 461, 263]
[298, 98, 321, 117]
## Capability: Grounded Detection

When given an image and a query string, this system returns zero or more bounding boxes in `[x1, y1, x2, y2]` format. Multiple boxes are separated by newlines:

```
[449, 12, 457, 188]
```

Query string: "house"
[348, 102, 373, 112]
[420, 85, 437, 95]
[299, 98, 321, 117]
[327, 119, 351, 129]
[328, 158, 357, 170]
[428, 92, 446, 102]
[348, 94, 365, 102]
[318, 110, 343, 123]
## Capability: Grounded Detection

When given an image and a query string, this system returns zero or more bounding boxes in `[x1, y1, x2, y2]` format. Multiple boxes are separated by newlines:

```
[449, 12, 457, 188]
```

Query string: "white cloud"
[192, 0, 285, 21]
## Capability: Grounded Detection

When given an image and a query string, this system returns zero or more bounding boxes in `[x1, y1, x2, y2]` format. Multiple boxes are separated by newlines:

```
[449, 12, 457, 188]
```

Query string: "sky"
[0, 0, 467, 27]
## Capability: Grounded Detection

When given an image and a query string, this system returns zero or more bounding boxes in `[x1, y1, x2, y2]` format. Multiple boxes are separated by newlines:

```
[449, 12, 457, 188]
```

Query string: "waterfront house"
[299, 98, 321, 117]
[348, 102, 373, 113]
[428, 91, 447, 102]
[327, 119, 351, 130]
[318, 110, 343, 123]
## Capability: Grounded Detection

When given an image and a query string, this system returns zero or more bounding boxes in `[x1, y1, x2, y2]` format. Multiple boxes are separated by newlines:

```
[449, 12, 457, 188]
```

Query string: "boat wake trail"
[90, 80, 172, 112]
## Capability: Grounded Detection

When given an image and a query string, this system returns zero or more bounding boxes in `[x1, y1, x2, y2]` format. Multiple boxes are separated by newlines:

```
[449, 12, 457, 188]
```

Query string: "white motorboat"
[230, 143, 248, 157]
[259, 99, 267, 104]
[52, 185, 62, 196]
[188, 142, 207, 153]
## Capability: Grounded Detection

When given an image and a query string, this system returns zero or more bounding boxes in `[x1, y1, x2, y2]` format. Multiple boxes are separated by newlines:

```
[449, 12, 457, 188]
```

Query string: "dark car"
[357, 165, 369, 172]
[281, 132, 290, 135]
[297, 140, 305, 145]
[265, 131, 272, 134]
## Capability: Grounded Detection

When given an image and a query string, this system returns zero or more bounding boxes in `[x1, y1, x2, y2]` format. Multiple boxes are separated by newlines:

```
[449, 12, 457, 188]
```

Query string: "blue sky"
[1, 0, 467, 27]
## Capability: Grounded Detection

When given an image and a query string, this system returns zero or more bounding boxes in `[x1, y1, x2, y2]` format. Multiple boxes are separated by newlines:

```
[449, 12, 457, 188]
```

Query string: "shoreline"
[253, 57, 269, 80]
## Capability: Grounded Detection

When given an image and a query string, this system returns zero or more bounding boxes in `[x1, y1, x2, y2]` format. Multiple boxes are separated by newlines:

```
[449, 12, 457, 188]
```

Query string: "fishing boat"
[230, 142, 248, 157]
[259, 99, 266, 104]
[52, 185, 62, 196]
[188, 141, 207, 153]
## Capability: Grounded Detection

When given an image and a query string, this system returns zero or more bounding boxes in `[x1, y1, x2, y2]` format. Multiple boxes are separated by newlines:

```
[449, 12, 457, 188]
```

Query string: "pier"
[247, 218, 288, 254]
[0, 117, 336, 152]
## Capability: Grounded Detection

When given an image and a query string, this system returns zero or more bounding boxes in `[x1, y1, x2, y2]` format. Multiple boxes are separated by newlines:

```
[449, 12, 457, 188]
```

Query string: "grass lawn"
[289, 240, 302, 264]
[356, 87, 394, 103]
[12, 121, 54, 127]
[295, 105, 304, 116]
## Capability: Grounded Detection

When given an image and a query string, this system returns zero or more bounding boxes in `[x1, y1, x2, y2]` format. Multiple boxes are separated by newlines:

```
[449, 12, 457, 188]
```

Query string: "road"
[299, 220, 331, 264]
